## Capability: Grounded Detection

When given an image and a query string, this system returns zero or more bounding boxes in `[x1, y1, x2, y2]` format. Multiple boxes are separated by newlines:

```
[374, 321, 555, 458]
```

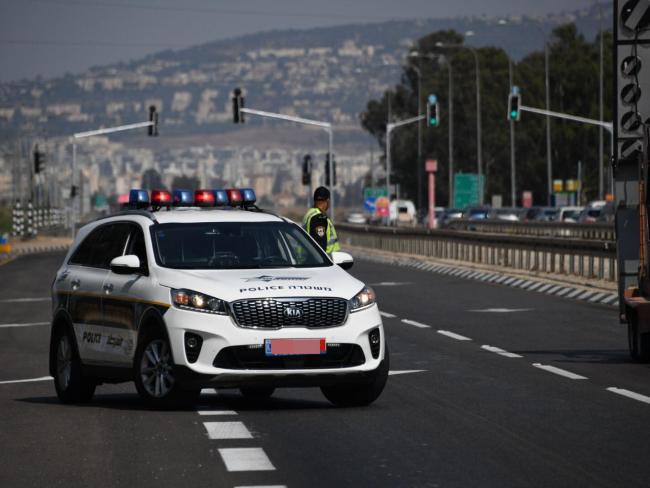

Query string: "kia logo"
[283, 307, 303, 319]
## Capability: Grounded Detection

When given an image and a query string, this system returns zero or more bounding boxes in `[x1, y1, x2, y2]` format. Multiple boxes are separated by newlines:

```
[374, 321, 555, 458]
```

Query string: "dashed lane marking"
[468, 308, 533, 313]
[196, 410, 238, 416]
[204, 421, 253, 440]
[219, 448, 276, 472]
[380, 311, 397, 319]
[0, 322, 49, 328]
[371, 282, 412, 286]
[606, 387, 650, 405]
[532, 363, 588, 380]
[437, 330, 472, 341]
[201, 388, 218, 395]
[401, 319, 431, 329]
[389, 370, 427, 375]
[481, 345, 523, 358]
[0, 297, 50, 303]
[235, 485, 287, 488]
[0, 376, 52, 385]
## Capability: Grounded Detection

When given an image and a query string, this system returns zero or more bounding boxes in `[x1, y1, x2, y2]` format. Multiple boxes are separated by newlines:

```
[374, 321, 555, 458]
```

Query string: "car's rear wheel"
[50, 326, 96, 403]
[134, 332, 199, 408]
[321, 346, 389, 407]
[239, 387, 275, 400]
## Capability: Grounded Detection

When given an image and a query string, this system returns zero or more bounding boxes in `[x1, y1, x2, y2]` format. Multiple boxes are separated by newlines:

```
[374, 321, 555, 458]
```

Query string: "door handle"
[71, 279, 81, 290]
[103, 283, 114, 294]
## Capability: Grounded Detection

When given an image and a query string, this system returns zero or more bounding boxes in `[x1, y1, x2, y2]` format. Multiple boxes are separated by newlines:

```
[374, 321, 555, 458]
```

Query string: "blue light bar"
[129, 189, 149, 208]
[214, 190, 229, 206]
[172, 189, 193, 206]
[240, 188, 256, 204]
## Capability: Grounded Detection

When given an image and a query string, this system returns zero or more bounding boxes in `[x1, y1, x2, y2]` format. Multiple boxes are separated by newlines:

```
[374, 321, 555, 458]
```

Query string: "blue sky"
[0, 0, 593, 82]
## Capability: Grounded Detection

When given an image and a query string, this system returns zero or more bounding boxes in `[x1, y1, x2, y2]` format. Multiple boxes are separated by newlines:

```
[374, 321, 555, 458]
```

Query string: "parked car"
[558, 206, 583, 223]
[488, 207, 520, 222]
[578, 200, 607, 224]
[346, 212, 367, 225]
[462, 207, 490, 221]
[439, 208, 463, 228]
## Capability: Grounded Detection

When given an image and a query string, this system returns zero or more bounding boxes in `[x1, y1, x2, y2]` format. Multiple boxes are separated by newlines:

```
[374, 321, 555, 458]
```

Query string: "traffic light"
[325, 153, 337, 186]
[426, 94, 440, 127]
[507, 89, 521, 122]
[148, 105, 159, 136]
[302, 154, 312, 185]
[33, 145, 45, 174]
[232, 88, 245, 123]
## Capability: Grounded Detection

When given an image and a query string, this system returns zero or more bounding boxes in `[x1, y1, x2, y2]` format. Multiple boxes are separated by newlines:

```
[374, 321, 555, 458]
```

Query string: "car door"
[70, 223, 132, 364]
[101, 223, 152, 365]
[66, 225, 112, 364]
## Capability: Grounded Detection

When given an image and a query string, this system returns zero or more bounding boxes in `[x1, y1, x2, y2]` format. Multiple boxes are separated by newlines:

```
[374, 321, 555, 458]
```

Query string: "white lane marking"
[546, 285, 562, 294]
[527, 282, 544, 291]
[0, 376, 53, 385]
[437, 330, 472, 341]
[601, 294, 618, 305]
[468, 308, 533, 313]
[481, 345, 523, 358]
[588, 292, 607, 303]
[480, 273, 495, 281]
[204, 421, 253, 440]
[556, 287, 574, 297]
[518, 280, 533, 288]
[0, 297, 50, 303]
[606, 387, 650, 405]
[380, 311, 397, 319]
[0, 322, 49, 328]
[389, 369, 427, 375]
[487, 275, 502, 282]
[537, 284, 552, 293]
[371, 282, 411, 286]
[235, 486, 287, 488]
[201, 388, 218, 395]
[219, 448, 275, 472]
[567, 289, 585, 299]
[197, 410, 238, 416]
[577, 291, 595, 300]
[532, 363, 588, 380]
[503, 277, 516, 285]
[495, 276, 509, 284]
[401, 318, 431, 329]
[510, 279, 525, 287]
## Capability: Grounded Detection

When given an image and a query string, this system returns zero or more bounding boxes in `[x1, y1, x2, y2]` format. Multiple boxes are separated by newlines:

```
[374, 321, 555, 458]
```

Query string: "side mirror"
[331, 251, 354, 270]
[110, 254, 141, 275]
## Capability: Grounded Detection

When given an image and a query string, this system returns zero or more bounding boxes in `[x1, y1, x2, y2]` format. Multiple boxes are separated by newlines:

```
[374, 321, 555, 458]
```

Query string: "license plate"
[264, 338, 326, 356]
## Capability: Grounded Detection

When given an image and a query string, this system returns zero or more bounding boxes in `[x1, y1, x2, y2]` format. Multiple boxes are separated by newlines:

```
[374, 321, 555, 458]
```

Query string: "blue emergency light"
[240, 188, 257, 205]
[214, 189, 229, 206]
[129, 189, 149, 208]
[172, 189, 193, 206]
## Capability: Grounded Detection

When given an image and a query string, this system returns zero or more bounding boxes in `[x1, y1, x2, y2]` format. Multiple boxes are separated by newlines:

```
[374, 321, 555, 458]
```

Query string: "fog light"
[184, 332, 203, 363]
[368, 328, 381, 359]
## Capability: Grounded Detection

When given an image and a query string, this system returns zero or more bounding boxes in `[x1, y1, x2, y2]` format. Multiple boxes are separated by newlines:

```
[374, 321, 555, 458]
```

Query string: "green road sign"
[453, 173, 484, 209]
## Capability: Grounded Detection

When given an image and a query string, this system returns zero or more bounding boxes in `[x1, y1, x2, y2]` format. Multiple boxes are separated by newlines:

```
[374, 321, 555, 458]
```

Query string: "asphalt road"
[1, 251, 650, 488]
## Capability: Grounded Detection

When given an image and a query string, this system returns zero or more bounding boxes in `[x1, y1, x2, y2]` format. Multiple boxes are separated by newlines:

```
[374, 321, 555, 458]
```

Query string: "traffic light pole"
[239, 107, 336, 222]
[386, 114, 426, 215]
[70, 120, 155, 238]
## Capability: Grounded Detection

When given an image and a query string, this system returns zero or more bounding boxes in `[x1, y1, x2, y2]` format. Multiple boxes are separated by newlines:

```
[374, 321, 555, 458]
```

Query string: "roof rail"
[93, 209, 158, 223]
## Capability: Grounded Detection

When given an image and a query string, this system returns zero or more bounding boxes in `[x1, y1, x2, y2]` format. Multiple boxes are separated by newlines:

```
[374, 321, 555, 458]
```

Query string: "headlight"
[171, 289, 227, 315]
[349, 286, 376, 312]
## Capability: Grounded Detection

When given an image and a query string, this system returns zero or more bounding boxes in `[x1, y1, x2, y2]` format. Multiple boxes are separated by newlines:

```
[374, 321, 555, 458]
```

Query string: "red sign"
[522, 191, 533, 208]
[425, 159, 438, 173]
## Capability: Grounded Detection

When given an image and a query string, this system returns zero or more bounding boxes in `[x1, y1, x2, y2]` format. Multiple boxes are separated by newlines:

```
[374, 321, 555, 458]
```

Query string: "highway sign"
[363, 187, 388, 213]
[453, 173, 484, 209]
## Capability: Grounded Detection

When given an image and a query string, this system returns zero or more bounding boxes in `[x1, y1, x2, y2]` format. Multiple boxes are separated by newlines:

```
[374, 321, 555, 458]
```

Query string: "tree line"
[360, 24, 612, 208]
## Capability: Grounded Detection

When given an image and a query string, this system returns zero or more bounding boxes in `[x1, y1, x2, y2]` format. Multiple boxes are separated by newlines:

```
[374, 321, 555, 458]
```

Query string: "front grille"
[230, 297, 348, 329]
[213, 343, 365, 370]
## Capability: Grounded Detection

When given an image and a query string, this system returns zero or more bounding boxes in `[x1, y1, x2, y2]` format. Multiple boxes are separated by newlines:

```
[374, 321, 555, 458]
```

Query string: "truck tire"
[628, 317, 650, 362]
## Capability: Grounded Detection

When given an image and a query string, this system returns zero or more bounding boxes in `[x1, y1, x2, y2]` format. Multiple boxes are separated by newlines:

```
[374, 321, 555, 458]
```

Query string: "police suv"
[50, 188, 388, 407]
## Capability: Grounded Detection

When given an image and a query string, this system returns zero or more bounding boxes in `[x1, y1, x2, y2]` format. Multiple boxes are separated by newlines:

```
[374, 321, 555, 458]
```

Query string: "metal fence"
[338, 223, 617, 282]
[444, 219, 615, 241]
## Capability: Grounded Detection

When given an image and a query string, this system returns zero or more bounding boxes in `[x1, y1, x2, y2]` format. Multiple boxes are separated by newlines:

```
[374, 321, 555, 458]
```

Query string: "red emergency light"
[225, 189, 243, 206]
[194, 189, 216, 207]
[151, 189, 172, 206]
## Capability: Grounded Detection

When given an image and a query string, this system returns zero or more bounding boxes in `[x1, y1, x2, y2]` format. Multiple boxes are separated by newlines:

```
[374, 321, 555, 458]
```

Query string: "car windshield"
[151, 221, 331, 269]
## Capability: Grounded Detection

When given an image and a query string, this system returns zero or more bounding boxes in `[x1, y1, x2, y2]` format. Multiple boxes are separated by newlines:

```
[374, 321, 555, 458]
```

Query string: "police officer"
[303, 186, 340, 254]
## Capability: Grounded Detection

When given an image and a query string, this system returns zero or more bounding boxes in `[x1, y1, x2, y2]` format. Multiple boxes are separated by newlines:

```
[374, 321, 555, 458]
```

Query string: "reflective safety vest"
[302, 207, 340, 254]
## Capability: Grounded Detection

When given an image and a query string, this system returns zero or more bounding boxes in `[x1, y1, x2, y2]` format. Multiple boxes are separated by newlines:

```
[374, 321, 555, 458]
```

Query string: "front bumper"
[164, 303, 385, 387]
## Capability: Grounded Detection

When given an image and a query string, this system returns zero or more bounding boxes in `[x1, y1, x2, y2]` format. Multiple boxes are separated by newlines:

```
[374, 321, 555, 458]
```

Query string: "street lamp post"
[436, 41, 482, 204]
[508, 58, 517, 207]
[410, 63, 424, 211]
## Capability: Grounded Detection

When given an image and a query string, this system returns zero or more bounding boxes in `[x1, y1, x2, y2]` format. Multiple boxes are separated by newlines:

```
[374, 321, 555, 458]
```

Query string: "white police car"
[49, 188, 388, 407]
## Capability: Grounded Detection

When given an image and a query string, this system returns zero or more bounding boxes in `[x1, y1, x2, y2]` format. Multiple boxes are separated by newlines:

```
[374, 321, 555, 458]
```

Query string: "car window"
[151, 221, 331, 269]
[69, 226, 105, 266]
[126, 225, 148, 272]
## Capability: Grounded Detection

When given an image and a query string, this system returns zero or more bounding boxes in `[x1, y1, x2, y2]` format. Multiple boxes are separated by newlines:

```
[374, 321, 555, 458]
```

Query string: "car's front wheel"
[50, 326, 96, 403]
[321, 346, 389, 407]
[134, 332, 199, 408]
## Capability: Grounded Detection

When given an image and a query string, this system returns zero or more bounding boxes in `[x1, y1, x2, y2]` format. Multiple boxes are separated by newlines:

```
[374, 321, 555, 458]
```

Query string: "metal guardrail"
[338, 223, 617, 282]
[444, 219, 615, 241]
